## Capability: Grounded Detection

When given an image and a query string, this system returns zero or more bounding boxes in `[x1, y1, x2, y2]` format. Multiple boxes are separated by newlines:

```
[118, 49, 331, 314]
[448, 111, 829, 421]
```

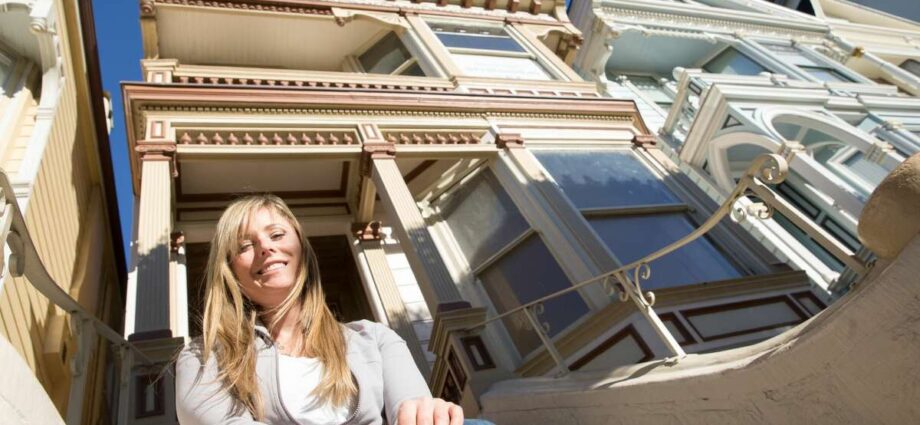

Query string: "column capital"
[495, 133, 525, 149]
[631, 134, 657, 149]
[170, 231, 185, 254]
[140, 0, 156, 18]
[136, 140, 178, 177]
[361, 142, 397, 177]
[352, 221, 384, 241]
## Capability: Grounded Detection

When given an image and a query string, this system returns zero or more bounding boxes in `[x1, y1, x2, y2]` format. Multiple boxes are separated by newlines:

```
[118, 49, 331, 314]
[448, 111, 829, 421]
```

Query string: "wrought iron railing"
[464, 153, 872, 375]
[0, 170, 153, 425]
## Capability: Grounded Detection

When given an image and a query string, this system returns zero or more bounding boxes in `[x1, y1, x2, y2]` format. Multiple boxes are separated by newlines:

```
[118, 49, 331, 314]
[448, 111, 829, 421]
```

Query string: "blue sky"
[94, 0, 142, 261]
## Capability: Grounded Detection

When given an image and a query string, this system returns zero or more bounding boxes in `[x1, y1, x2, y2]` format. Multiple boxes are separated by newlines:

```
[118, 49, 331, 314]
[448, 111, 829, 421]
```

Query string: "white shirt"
[277, 354, 353, 425]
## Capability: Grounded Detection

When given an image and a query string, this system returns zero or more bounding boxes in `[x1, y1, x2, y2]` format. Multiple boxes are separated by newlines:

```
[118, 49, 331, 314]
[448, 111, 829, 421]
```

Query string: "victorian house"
[116, 0, 919, 424]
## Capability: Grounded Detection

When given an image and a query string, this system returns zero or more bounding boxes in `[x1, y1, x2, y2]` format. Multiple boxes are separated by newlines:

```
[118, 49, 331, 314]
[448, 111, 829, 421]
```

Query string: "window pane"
[435, 32, 526, 53]
[441, 170, 530, 267]
[704, 48, 768, 76]
[589, 214, 740, 289]
[902, 59, 920, 78]
[534, 150, 680, 209]
[400, 61, 425, 77]
[842, 152, 888, 187]
[359, 33, 412, 75]
[479, 234, 590, 355]
[799, 65, 852, 83]
[451, 53, 550, 80]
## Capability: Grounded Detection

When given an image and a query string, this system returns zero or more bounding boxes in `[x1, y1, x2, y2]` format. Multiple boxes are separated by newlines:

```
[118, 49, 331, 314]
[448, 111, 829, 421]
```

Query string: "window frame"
[428, 162, 595, 362]
[528, 145, 751, 289]
[351, 31, 426, 77]
[425, 19, 557, 81]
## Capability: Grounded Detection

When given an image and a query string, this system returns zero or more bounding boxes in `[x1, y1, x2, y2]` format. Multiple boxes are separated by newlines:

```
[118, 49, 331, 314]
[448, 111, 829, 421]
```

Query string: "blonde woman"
[175, 194, 466, 425]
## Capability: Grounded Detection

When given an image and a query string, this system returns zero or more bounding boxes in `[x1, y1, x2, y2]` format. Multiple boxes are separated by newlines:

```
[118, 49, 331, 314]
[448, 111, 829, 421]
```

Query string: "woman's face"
[231, 207, 303, 309]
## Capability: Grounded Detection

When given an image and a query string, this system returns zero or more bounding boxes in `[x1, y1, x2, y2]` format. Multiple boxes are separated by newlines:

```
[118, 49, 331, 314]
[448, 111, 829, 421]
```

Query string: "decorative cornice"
[154, 0, 333, 16]
[600, 6, 827, 41]
[383, 131, 484, 144]
[173, 74, 453, 93]
[176, 130, 359, 146]
[495, 133, 525, 149]
[352, 221, 383, 241]
[361, 142, 397, 176]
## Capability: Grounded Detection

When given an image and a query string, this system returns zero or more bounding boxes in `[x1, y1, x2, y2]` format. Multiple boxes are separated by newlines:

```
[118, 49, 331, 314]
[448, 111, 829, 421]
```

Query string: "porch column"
[131, 140, 176, 339]
[353, 223, 431, 376]
[364, 142, 462, 312]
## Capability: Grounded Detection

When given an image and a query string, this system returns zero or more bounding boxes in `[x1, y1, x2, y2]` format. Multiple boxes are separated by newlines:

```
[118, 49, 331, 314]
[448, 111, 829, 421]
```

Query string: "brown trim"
[79, 0, 127, 292]
[681, 296, 810, 343]
[658, 312, 696, 346]
[447, 349, 467, 389]
[404, 160, 437, 184]
[569, 325, 653, 371]
[792, 291, 827, 316]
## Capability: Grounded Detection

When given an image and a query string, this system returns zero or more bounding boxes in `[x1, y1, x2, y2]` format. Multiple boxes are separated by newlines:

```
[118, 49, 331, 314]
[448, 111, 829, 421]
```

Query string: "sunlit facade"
[112, 0, 919, 424]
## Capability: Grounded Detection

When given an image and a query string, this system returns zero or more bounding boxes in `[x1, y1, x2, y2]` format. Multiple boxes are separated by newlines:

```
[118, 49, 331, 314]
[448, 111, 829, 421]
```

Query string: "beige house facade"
[118, 0, 917, 424]
[0, 0, 126, 424]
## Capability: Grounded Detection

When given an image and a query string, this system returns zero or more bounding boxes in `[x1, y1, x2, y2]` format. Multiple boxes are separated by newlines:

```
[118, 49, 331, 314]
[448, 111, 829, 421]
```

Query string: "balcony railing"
[462, 152, 871, 376]
[0, 170, 155, 425]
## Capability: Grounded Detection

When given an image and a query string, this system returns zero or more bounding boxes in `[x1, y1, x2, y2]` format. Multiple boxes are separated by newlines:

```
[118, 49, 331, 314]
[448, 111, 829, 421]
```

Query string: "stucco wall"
[481, 235, 920, 424]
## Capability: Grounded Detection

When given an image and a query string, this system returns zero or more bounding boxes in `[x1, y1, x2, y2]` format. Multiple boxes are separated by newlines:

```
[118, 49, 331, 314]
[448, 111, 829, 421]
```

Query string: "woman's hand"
[396, 397, 463, 425]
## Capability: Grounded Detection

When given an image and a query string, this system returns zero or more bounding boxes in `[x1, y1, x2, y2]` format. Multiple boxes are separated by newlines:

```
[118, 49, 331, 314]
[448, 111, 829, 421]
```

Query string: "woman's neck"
[263, 303, 307, 355]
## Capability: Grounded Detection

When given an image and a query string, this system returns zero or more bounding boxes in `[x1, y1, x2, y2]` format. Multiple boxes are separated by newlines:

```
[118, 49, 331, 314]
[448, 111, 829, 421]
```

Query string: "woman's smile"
[232, 207, 303, 308]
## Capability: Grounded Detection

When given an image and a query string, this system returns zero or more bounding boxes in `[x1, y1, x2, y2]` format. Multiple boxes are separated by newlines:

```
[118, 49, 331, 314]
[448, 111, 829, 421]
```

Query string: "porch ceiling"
[177, 158, 351, 202]
[156, 6, 384, 71]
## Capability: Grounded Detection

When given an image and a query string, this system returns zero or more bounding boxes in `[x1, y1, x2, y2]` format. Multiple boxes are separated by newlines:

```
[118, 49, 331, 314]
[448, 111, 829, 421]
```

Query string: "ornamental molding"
[153, 0, 559, 23]
[361, 142, 397, 176]
[135, 140, 179, 177]
[599, 7, 827, 42]
[495, 133, 525, 149]
[383, 130, 486, 144]
[139, 105, 636, 122]
[153, 0, 333, 16]
[352, 221, 383, 241]
[176, 130, 359, 146]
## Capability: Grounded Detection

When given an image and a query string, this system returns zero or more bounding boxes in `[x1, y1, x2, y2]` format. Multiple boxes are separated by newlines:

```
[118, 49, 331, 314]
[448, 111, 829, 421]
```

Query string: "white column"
[131, 141, 176, 339]
[367, 143, 462, 312]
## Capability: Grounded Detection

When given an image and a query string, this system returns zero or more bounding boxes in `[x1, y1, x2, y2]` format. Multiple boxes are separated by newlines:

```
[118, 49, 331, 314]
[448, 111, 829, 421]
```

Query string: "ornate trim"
[140, 0, 156, 17]
[176, 130, 359, 146]
[170, 231, 185, 254]
[383, 131, 484, 144]
[173, 74, 452, 92]
[631, 134, 657, 148]
[495, 133, 525, 149]
[352, 221, 383, 241]
[361, 142, 397, 177]
[154, 0, 333, 16]
[135, 140, 178, 177]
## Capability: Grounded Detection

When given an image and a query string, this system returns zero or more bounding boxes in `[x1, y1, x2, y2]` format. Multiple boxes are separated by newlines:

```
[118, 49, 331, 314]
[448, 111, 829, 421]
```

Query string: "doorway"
[185, 235, 374, 337]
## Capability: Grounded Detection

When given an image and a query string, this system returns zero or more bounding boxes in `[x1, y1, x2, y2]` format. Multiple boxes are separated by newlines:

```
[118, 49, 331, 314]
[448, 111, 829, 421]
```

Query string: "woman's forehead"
[238, 206, 291, 235]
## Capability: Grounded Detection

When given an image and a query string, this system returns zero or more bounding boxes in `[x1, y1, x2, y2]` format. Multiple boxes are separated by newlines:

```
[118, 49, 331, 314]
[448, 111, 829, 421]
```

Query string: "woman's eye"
[239, 242, 253, 252]
[271, 232, 284, 240]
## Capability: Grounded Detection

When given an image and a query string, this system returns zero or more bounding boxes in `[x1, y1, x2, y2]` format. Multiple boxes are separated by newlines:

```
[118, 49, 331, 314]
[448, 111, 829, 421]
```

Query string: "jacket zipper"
[271, 339, 362, 425]
[272, 342, 300, 425]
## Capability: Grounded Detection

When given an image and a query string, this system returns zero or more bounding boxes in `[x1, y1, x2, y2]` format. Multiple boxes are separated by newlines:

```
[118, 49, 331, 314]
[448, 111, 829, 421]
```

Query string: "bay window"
[438, 169, 589, 356]
[533, 149, 741, 289]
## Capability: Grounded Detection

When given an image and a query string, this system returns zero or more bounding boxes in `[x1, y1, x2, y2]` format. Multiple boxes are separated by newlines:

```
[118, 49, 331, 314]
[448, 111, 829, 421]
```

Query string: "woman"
[176, 194, 465, 424]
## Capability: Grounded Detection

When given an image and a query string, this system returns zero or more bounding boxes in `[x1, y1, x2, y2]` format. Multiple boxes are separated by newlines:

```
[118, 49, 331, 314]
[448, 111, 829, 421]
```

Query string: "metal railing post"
[523, 305, 570, 376]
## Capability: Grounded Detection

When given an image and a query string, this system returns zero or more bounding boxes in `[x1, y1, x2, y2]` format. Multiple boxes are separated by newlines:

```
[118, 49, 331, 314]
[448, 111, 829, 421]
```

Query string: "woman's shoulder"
[343, 320, 402, 345]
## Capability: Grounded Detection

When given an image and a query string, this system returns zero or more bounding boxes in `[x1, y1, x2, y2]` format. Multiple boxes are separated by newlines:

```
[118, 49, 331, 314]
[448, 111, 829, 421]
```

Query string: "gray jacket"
[175, 320, 431, 424]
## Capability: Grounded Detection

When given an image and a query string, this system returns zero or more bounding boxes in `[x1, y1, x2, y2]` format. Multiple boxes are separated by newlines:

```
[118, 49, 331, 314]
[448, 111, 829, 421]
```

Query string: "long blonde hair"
[200, 194, 356, 419]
